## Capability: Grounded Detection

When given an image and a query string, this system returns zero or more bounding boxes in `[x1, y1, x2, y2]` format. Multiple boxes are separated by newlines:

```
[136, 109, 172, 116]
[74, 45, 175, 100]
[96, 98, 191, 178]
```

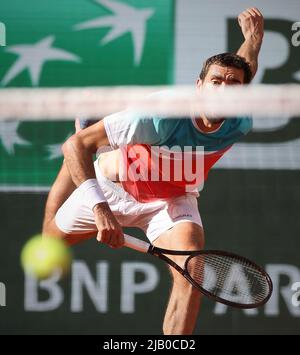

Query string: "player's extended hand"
[238, 8, 264, 43]
[93, 202, 124, 248]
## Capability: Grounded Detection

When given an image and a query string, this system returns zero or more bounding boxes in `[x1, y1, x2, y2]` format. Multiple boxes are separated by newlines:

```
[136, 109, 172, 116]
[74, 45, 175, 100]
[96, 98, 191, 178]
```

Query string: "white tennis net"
[0, 84, 300, 120]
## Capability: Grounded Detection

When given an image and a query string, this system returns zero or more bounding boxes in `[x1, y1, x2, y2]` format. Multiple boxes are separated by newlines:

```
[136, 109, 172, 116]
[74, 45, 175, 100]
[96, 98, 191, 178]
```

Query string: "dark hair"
[199, 53, 252, 84]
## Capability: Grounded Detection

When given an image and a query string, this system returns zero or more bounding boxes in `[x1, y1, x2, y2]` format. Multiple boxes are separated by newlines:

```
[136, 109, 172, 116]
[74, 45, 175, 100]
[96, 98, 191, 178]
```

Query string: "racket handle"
[124, 234, 150, 253]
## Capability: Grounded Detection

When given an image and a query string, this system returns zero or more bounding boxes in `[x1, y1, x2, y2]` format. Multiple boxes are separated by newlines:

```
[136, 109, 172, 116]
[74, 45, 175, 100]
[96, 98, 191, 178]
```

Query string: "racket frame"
[124, 234, 273, 309]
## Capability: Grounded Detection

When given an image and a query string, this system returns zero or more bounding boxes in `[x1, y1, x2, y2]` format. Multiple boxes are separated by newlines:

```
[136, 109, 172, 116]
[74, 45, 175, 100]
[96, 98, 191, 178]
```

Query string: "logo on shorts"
[173, 214, 193, 220]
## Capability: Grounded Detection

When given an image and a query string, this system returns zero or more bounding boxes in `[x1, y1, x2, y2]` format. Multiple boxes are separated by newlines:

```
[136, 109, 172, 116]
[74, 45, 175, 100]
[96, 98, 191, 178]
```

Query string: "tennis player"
[42, 8, 264, 334]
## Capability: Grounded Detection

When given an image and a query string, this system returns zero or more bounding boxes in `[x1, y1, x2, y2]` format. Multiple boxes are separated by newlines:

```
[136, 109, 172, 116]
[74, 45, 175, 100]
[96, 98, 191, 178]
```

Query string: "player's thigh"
[153, 222, 204, 251]
[153, 222, 204, 272]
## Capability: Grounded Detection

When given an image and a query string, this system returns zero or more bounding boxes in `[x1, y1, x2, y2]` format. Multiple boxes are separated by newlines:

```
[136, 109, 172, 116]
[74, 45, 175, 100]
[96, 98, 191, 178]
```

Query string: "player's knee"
[173, 222, 205, 250]
[43, 216, 79, 246]
[42, 218, 67, 239]
[43, 208, 68, 237]
[184, 223, 205, 249]
[54, 207, 96, 246]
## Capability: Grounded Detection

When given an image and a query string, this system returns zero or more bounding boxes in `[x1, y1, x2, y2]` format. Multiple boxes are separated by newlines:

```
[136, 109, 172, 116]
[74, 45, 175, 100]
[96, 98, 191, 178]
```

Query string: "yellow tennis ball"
[21, 235, 72, 280]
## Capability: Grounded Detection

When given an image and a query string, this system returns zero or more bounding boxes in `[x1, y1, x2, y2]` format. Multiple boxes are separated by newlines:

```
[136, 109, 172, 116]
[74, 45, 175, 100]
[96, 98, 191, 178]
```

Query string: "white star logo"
[0, 122, 31, 155]
[46, 142, 64, 160]
[46, 134, 72, 160]
[1, 36, 81, 86]
[74, 0, 155, 66]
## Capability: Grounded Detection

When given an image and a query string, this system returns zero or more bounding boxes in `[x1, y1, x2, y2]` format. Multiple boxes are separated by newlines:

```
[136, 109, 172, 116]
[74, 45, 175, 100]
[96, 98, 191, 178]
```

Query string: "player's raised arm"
[236, 8, 264, 79]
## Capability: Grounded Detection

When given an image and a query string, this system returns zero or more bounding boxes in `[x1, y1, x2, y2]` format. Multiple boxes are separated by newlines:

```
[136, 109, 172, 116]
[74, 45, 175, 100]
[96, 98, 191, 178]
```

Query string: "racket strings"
[186, 254, 270, 305]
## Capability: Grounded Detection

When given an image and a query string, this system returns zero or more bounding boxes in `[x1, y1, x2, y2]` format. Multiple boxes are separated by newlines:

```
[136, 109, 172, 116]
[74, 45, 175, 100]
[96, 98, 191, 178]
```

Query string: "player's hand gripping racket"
[124, 234, 273, 309]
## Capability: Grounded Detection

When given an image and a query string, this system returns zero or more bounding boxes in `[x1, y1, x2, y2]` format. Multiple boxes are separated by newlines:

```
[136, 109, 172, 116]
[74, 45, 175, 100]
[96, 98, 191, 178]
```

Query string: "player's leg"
[46, 156, 125, 246]
[42, 118, 97, 239]
[53, 182, 98, 245]
[153, 222, 204, 335]
[142, 194, 204, 335]
[42, 161, 76, 237]
[43, 160, 98, 245]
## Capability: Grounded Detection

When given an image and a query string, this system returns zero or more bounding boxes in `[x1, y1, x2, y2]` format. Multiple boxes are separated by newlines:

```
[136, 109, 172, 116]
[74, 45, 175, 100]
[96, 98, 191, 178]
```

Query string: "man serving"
[43, 8, 264, 335]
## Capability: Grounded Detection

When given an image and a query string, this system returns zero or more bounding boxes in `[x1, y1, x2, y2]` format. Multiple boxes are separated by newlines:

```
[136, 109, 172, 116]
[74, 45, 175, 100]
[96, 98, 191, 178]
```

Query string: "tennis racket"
[124, 234, 273, 309]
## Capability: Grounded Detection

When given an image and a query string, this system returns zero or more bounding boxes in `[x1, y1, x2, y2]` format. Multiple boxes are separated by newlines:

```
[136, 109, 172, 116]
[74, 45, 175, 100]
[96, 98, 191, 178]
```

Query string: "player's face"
[196, 65, 245, 121]
[199, 64, 245, 89]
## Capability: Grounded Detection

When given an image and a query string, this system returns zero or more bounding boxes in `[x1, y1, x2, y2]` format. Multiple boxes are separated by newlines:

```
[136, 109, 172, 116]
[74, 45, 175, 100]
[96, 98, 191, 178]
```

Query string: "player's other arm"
[237, 8, 264, 79]
[62, 120, 124, 249]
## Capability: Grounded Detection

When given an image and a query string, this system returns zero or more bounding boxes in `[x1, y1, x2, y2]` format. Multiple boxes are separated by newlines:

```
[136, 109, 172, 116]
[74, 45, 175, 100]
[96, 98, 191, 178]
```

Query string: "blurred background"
[0, 0, 299, 334]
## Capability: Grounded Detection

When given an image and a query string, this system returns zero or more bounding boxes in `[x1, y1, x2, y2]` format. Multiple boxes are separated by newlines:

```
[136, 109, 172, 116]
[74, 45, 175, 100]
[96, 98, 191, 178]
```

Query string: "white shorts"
[55, 161, 202, 243]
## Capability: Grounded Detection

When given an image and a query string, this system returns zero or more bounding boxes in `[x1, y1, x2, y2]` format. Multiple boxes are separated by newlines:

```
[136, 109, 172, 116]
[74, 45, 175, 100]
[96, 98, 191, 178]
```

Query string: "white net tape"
[0, 85, 300, 120]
